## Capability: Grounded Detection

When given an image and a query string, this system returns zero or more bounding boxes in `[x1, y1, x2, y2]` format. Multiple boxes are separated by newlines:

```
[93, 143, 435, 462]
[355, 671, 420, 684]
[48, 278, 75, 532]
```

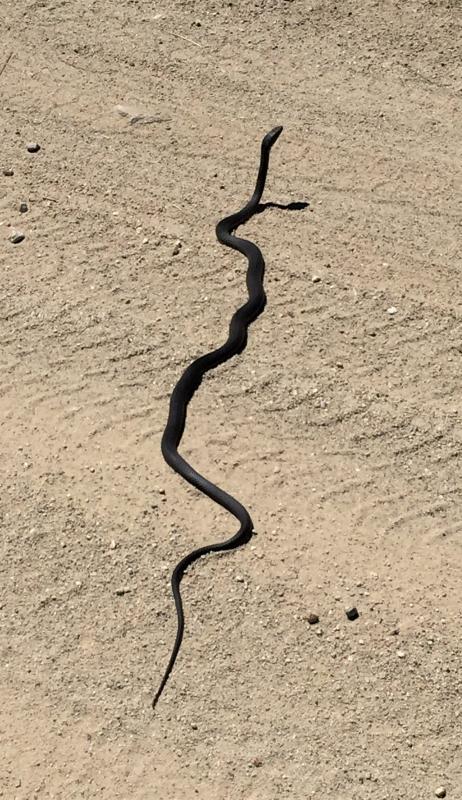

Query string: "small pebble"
[397, 649, 406, 658]
[191, 722, 198, 730]
[3, 168, 14, 176]
[109, 539, 117, 550]
[172, 240, 182, 256]
[19, 201, 28, 213]
[251, 757, 263, 768]
[307, 613, 319, 625]
[115, 587, 131, 596]
[235, 575, 245, 583]
[345, 606, 359, 621]
[312, 275, 321, 283]
[387, 306, 398, 315]
[435, 788, 446, 798]
[10, 231, 25, 244]
[27, 142, 41, 153]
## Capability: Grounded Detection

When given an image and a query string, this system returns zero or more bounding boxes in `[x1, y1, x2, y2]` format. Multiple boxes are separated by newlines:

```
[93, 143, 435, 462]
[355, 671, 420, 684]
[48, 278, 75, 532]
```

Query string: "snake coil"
[153, 126, 283, 708]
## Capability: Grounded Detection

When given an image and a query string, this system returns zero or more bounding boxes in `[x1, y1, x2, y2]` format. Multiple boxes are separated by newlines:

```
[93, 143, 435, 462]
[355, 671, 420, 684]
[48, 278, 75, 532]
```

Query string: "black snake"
[153, 126, 283, 708]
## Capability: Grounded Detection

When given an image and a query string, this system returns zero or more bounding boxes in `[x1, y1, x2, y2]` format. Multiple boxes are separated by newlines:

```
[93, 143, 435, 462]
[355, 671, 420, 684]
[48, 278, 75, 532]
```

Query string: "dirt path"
[1, 1, 461, 797]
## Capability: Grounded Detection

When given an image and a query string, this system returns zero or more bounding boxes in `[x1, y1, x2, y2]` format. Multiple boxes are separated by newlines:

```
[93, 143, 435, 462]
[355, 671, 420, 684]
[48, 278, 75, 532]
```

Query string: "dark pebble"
[3, 168, 14, 176]
[19, 201, 28, 213]
[307, 612, 319, 625]
[115, 587, 131, 596]
[346, 606, 359, 621]
[27, 142, 41, 153]
[10, 232, 25, 244]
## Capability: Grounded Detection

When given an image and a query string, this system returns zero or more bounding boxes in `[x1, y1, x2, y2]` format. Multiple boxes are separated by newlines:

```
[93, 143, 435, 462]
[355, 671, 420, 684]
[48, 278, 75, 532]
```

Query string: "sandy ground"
[1, 0, 461, 797]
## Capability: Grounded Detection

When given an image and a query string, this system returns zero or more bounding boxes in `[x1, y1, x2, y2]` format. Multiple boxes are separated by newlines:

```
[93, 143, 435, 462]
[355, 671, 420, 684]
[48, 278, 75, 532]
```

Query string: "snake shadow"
[255, 200, 310, 214]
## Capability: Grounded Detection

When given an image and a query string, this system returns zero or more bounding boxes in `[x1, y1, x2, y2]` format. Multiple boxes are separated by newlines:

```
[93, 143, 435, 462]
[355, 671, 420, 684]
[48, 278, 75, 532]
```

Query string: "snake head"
[264, 126, 283, 150]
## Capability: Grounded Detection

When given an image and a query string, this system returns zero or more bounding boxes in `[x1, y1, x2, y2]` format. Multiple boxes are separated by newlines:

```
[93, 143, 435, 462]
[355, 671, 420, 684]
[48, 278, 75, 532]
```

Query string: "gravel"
[345, 606, 359, 621]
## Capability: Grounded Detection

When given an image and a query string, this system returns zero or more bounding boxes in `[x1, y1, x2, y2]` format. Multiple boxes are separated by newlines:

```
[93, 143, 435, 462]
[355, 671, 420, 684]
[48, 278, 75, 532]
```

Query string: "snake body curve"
[153, 126, 283, 708]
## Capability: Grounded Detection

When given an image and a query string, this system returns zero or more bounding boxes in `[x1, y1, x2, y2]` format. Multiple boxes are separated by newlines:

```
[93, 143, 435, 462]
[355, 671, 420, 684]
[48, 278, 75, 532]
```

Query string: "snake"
[153, 125, 283, 709]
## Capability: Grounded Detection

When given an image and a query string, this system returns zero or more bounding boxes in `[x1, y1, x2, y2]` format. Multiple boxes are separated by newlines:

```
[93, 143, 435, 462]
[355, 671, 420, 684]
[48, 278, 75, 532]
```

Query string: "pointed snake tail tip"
[152, 683, 165, 710]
